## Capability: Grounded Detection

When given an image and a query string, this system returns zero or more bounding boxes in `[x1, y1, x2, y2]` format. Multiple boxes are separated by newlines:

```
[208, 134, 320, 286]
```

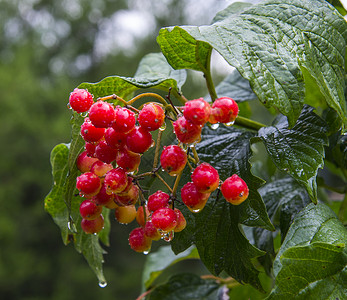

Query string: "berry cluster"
[69, 88, 249, 253]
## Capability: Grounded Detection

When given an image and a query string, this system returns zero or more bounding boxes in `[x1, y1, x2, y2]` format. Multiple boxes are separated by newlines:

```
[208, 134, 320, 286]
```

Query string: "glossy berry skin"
[79, 199, 103, 220]
[69, 88, 94, 113]
[90, 161, 113, 177]
[104, 168, 128, 194]
[174, 208, 186, 232]
[183, 98, 211, 125]
[147, 191, 170, 212]
[138, 103, 165, 131]
[93, 183, 114, 206]
[89, 101, 115, 128]
[160, 145, 187, 176]
[126, 126, 153, 154]
[114, 184, 139, 206]
[76, 172, 101, 197]
[116, 148, 141, 172]
[136, 205, 151, 227]
[80, 118, 105, 143]
[104, 127, 126, 149]
[95, 140, 118, 164]
[76, 151, 99, 173]
[151, 208, 177, 232]
[221, 174, 249, 205]
[128, 227, 152, 253]
[84, 142, 96, 157]
[181, 182, 210, 212]
[191, 163, 219, 193]
[209, 97, 239, 124]
[113, 107, 136, 133]
[144, 221, 161, 241]
[173, 116, 202, 144]
[115, 205, 136, 224]
[81, 214, 104, 234]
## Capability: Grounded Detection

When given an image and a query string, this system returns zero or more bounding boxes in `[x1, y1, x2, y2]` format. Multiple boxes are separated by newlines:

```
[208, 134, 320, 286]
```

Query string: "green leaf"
[258, 106, 328, 202]
[269, 202, 347, 299]
[79, 52, 186, 100]
[172, 126, 273, 290]
[44, 143, 70, 244]
[147, 273, 220, 300]
[158, 0, 347, 128]
[211, 2, 252, 24]
[142, 246, 199, 291]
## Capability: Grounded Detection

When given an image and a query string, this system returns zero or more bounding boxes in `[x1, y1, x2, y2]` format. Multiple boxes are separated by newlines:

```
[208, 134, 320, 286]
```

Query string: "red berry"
[104, 167, 128, 194]
[209, 97, 239, 124]
[221, 174, 249, 205]
[79, 199, 103, 220]
[84, 142, 96, 157]
[93, 183, 114, 206]
[144, 220, 161, 241]
[81, 214, 104, 234]
[136, 205, 151, 227]
[191, 163, 219, 193]
[69, 88, 94, 113]
[147, 191, 170, 212]
[128, 227, 152, 253]
[151, 208, 177, 232]
[174, 208, 186, 232]
[160, 145, 187, 176]
[115, 205, 136, 224]
[76, 151, 99, 173]
[126, 126, 153, 154]
[112, 106, 136, 133]
[80, 117, 105, 143]
[95, 140, 118, 164]
[76, 172, 101, 197]
[104, 127, 126, 149]
[181, 182, 210, 212]
[114, 184, 139, 206]
[90, 160, 113, 177]
[173, 116, 202, 144]
[138, 103, 165, 131]
[183, 98, 211, 125]
[116, 147, 141, 172]
[89, 101, 115, 128]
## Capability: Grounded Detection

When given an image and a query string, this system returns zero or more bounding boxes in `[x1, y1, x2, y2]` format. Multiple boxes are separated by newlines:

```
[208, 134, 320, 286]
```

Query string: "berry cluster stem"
[204, 49, 218, 102]
[153, 130, 163, 169]
[128, 92, 168, 107]
[234, 116, 265, 131]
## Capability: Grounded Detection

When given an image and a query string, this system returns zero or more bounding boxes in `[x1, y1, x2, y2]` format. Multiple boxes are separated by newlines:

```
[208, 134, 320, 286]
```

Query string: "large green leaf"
[172, 126, 274, 290]
[79, 52, 186, 100]
[157, 0, 347, 128]
[258, 106, 328, 202]
[147, 273, 220, 300]
[268, 202, 347, 299]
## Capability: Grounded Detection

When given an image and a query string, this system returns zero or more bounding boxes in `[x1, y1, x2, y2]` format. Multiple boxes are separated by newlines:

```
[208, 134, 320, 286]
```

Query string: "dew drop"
[80, 112, 89, 118]
[191, 208, 202, 213]
[99, 281, 107, 288]
[159, 123, 167, 131]
[67, 103, 72, 110]
[225, 121, 235, 127]
[211, 123, 219, 130]
[150, 140, 155, 148]
[162, 231, 174, 242]
[143, 250, 150, 255]
[67, 221, 77, 233]
[93, 233, 98, 236]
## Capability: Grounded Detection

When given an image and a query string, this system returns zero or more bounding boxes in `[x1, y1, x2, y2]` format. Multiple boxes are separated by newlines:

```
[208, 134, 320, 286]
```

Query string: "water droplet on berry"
[80, 112, 89, 118]
[225, 121, 235, 126]
[159, 123, 167, 131]
[93, 233, 98, 236]
[143, 250, 150, 255]
[98, 281, 107, 288]
[161, 231, 174, 242]
[67, 103, 72, 110]
[191, 208, 202, 213]
[211, 123, 219, 130]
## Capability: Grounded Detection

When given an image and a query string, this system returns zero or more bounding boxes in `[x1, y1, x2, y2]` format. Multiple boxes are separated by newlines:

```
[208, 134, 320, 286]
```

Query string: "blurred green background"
[0, 0, 238, 299]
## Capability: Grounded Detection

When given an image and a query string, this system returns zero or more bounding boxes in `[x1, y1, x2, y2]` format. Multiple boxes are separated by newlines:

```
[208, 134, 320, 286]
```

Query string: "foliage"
[45, 0, 347, 298]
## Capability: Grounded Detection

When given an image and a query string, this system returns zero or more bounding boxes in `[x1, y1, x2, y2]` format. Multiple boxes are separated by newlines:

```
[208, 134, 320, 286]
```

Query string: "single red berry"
[104, 167, 128, 194]
[89, 101, 115, 128]
[144, 220, 161, 241]
[136, 205, 151, 227]
[160, 145, 187, 176]
[147, 191, 170, 212]
[115, 205, 136, 224]
[126, 126, 153, 154]
[95, 140, 118, 164]
[84, 142, 96, 157]
[174, 208, 186, 232]
[173, 116, 202, 144]
[181, 182, 210, 212]
[81, 214, 104, 234]
[79, 199, 103, 220]
[76, 151, 99, 173]
[76, 172, 101, 197]
[116, 147, 141, 172]
[221, 174, 249, 205]
[151, 208, 177, 232]
[191, 162, 219, 193]
[80, 117, 105, 143]
[183, 98, 211, 125]
[93, 183, 114, 206]
[90, 160, 113, 177]
[112, 106, 136, 133]
[128, 227, 152, 253]
[114, 184, 139, 206]
[138, 103, 165, 131]
[209, 97, 239, 124]
[104, 127, 127, 149]
[69, 88, 94, 113]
